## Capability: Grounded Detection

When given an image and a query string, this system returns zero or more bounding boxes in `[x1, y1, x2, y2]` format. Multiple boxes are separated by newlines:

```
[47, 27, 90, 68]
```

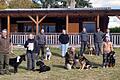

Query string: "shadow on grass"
[52, 52, 62, 58]
[52, 64, 65, 69]
[19, 66, 27, 70]
[91, 62, 102, 68]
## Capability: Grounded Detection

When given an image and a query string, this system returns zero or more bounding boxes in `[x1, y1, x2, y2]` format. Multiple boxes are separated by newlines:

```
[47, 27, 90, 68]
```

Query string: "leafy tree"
[33, 0, 92, 8]
[8, 0, 39, 8]
[0, 0, 8, 9]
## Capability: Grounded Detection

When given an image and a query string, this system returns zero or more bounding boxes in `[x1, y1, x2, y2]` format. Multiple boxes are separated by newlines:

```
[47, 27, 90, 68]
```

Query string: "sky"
[90, 0, 120, 28]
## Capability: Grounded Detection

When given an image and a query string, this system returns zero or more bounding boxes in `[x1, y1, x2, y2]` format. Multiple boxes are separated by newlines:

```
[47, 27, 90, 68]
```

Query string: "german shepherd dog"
[79, 55, 92, 70]
[108, 51, 115, 67]
[9, 54, 26, 73]
[86, 43, 95, 56]
[36, 60, 50, 73]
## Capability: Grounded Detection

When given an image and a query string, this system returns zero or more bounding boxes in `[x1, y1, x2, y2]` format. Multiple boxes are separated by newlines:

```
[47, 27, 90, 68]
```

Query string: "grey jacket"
[94, 31, 104, 43]
[80, 32, 89, 42]
[36, 33, 46, 45]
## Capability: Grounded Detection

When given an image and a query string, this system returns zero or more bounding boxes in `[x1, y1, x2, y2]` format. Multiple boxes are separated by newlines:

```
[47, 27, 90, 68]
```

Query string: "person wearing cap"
[35, 29, 46, 60]
[59, 29, 69, 58]
[94, 28, 104, 56]
[103, 29, 112, 42]
[0, 29, 12, 75]
[80, 27, 89, 56]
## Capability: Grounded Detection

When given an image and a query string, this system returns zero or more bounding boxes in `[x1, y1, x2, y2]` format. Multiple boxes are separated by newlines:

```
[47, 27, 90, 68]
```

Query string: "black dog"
[108, 51, 115, 67]
[36, 61, 50, 73]
[9, 54, 26, 73]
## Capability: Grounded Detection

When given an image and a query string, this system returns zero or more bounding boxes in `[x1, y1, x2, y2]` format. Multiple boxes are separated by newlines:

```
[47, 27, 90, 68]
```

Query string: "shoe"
[0, 71, 4, 75]
[5, 71, 11, 75]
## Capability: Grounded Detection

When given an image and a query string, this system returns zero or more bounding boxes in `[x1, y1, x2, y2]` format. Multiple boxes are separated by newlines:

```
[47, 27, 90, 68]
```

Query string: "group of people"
[0, 27, 114, 75]
[59, 28, 113, 69]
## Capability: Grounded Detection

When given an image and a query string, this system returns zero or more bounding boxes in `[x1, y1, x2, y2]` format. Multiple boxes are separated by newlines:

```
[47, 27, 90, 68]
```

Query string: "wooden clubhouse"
[0, 7, 120, 35]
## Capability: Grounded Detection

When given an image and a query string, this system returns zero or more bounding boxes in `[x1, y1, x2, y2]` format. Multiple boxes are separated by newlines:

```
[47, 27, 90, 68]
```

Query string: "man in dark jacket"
[94, 28, 104, 56]
[80, 28, 89, 56]
[35, 29, 46, 60]
[0, 29, 11, 75]
[59, 29, 69, 57]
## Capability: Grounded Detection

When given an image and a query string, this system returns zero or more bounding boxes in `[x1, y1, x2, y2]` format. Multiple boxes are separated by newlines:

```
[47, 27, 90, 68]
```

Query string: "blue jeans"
[27, 52, 35, 70]
[61, 43, 69, 57]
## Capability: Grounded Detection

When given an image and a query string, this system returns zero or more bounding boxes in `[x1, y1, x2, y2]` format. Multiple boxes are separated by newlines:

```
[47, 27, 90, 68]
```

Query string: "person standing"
[35, 29, 46, 60]
[102, 36, 113, 68]
[103, 29, 112, 42]
[94, 28, 104, 56]
[59, 29, 69, 58]
[80, 28, 89, 56]
[24, 34, 36, 71]
[0, 29, 11, 75]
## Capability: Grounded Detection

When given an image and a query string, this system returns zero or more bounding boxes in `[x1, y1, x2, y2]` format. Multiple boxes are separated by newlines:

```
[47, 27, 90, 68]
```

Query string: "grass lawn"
[0, 48, 120, 80]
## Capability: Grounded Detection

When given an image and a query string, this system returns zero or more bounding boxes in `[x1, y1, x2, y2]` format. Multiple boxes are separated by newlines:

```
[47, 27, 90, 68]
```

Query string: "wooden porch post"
[36, 15, 39, 34]
[28, 15, 47, 34]
[97, 15, 100, 28]
[66, 14, 69, 33]
[7, 15, 10, 35]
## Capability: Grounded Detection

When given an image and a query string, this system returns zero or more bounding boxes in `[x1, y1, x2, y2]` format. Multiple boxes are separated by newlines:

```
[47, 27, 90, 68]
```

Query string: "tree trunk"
[67, 0, 76, 8]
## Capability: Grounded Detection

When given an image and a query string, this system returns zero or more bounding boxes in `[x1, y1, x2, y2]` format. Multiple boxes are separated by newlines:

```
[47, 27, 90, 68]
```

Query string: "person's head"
[28, 33, 34, 39]
[105, 36, 110, 42]
[106, 29, 110, 33]
[62, 29, 66, 34]
[41, 29, 44, 34]
[69, 47, 75, 52]
[97, 28, 100, 32]
[2, 29, 7, 38]
[83, 27, 86, 32]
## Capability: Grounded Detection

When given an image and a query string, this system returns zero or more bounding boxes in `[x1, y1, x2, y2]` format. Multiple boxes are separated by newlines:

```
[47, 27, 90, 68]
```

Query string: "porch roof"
[0, 7, 120, 17]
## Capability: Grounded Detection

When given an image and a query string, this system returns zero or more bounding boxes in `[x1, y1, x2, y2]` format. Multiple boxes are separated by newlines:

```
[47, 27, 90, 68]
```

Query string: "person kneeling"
[65, 47, 78, 70]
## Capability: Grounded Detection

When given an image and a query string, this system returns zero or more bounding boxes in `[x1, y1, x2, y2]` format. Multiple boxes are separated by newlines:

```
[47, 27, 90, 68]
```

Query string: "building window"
[83, 22, 96, 33]
[42, 23, 56, 33]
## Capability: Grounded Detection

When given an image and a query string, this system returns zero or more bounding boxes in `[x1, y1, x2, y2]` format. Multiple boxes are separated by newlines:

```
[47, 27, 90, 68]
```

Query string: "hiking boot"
[0, 71, 4, 75]
[5, 70, 11, 75]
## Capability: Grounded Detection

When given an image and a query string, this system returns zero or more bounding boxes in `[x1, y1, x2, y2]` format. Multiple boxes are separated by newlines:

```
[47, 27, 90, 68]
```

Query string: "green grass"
[0, 48, 120, 80]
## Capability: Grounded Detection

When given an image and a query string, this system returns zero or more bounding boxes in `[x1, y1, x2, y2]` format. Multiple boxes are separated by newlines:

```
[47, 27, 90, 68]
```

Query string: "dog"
[45, 47, 52, 60]
[86, 44, 95, 56]
[9, 54, 26, 73]
[36, 60, 50, 73]
[79, 55, 92, 70]
[108, 51, 115, 67]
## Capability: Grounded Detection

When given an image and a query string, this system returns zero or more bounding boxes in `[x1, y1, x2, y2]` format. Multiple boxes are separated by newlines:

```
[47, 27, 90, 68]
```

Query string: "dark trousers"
[94, 42, 102, 56]
[80, 42, 87, 56]
[103, 53, 109, 67]
[26, 52, 35, 70]
[37, 45, 45, 60]
[0, 54, 9, 73]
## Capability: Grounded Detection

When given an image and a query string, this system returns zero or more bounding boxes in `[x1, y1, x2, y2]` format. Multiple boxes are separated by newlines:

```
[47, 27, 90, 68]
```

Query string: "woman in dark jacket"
[59, 30, 69, 57]
[24, 33, 37, 71]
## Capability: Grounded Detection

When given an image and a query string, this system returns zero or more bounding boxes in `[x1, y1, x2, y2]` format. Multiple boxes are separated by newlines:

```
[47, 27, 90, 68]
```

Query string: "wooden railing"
[10, 33, 120, 47]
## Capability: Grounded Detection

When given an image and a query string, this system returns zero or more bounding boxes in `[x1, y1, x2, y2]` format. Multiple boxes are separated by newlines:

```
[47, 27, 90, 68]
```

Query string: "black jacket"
[35, 33, 46, 45]
[24, 39, 37, 53]
[59, 34, 69, 44]
[80, 32, 89, 42]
